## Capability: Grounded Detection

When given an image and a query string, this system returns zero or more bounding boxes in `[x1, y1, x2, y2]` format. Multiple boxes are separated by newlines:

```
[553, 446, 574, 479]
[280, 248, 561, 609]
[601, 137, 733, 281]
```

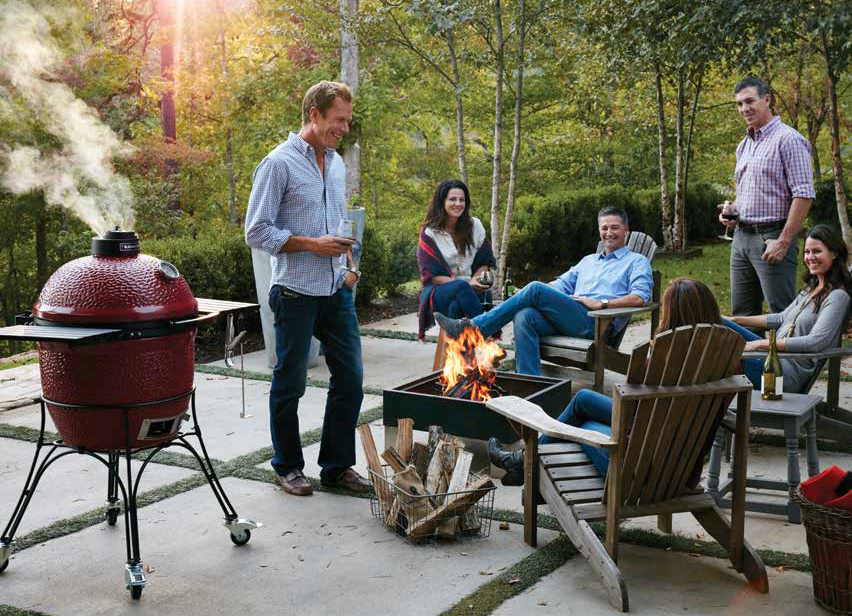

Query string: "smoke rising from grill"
[0, 1, 135, 235]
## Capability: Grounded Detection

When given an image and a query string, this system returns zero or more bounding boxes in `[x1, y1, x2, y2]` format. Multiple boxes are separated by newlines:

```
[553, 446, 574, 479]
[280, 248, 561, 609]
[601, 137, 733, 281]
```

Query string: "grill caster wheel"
[0, 558, 8, 573]
[230, 529, 251, 546]
[130, 585, 142, 600]
[106, 509, 119, 526]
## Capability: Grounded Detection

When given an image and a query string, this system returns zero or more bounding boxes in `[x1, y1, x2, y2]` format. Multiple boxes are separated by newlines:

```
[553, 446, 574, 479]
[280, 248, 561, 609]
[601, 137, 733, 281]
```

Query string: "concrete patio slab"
[493, 543, 816, 615]
[0, 363, 40, 411]
[208, 336, 460, 390]
[0, 437, 195, 536]
[0, 477, 557, 615]
[0, 377, 381, 463]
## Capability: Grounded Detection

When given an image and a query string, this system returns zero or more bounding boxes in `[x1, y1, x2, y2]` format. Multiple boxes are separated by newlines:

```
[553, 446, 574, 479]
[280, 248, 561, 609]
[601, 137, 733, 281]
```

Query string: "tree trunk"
[821, 33, 851, 253]
[672, 68, 685, 252]
[216, 7, 237, 224]
[447, 30, 468, 185]
[340, 0, 361, 207]
[156, 0, 178, 210]
[34, 198, 48, 289]
[498, 0, 526, 283]
[655, 61, 673, 251]
[682, 67, 703, 222]
[490, 0, 505, 292]
[807, 117, 822, 180]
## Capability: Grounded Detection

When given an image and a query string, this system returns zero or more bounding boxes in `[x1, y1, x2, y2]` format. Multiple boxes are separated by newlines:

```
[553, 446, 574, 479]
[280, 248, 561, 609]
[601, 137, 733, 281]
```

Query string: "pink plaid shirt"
[735, 116, 815, 223]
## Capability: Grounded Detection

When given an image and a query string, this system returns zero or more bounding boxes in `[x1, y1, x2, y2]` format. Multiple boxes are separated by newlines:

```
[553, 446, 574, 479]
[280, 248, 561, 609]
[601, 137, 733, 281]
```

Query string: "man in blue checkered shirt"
[245, 81, 369, 497]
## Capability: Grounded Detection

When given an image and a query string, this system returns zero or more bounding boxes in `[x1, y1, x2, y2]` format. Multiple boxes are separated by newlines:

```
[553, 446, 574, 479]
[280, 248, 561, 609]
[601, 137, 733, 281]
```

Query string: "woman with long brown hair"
[490, 277, 722, 484]
[724, 224, 852, 392]
[417, 179, 495, 340]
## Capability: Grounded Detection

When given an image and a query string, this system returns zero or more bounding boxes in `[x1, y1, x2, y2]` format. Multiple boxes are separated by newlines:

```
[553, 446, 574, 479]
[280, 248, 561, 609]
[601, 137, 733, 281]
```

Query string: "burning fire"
[440, 326, 505, 401]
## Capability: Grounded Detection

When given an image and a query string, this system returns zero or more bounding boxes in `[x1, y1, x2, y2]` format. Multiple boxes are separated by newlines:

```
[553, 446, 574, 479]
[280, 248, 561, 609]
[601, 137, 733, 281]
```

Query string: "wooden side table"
[707, 390, 822, 523]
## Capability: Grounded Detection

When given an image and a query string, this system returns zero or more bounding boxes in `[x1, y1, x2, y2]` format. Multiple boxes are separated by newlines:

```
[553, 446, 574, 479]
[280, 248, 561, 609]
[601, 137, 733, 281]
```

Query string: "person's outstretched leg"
[432, 279, 485, 319]
[721, 317, 762, 388]
[540, 389, 613, 476]
[512, 307, 557, 375]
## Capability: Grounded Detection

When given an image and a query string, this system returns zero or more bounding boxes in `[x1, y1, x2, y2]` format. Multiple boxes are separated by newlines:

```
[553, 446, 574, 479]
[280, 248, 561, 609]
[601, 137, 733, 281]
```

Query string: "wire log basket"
[368, 466, 495, 544]
[793, 487, 852, 614]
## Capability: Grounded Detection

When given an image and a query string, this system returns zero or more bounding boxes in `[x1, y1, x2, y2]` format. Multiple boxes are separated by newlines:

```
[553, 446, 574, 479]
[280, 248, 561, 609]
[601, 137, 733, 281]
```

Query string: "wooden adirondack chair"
[486, 324, 768, 612]
[539, 231, 662, 392]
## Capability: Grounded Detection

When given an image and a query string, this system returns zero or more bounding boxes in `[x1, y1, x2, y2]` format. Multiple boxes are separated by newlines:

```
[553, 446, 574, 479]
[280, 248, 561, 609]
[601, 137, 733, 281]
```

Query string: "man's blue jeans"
[540, 388, 612, 476]
[721, 317, 763, 389]
[268, 285, 363, 481]
[471, 281, 594, 375]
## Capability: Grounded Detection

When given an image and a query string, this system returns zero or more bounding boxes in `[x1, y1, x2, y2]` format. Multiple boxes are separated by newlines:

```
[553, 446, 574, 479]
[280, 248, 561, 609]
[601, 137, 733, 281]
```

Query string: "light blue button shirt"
[244, 132, 347, 296]
[553, 247, 653, 333]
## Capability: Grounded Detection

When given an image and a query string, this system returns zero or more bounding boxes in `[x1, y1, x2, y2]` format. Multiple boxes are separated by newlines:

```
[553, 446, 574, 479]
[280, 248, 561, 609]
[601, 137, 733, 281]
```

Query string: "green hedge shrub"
[357, 218, 419, 305]
[809, 179, 851, 228]
[507, 183, 725, 279]
[144, 222, 255, 302]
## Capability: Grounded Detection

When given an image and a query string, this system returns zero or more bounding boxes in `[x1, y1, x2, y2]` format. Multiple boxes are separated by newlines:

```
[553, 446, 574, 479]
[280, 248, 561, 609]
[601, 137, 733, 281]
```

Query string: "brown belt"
[737, 220, 785, 234]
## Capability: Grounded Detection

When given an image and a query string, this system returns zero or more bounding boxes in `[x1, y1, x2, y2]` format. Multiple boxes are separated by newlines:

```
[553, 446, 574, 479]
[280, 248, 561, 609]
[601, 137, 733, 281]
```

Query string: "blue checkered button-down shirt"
[245, 132, 347, 296]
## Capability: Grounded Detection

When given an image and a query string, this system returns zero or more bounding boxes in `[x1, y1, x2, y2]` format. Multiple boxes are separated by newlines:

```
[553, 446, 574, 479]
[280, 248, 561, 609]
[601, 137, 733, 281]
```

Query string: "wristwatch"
[601, 299, 609, 309]
[345, 268, 361, 281]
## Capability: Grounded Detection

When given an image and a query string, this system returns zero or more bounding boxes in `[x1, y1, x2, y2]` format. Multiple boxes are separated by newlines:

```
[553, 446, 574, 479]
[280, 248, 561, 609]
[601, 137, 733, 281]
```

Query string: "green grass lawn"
[655, 241, 807, 317]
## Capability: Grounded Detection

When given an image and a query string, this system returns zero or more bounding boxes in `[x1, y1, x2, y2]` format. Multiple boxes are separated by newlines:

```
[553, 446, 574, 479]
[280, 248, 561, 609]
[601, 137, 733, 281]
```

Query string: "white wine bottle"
[761, 330, 783, 400]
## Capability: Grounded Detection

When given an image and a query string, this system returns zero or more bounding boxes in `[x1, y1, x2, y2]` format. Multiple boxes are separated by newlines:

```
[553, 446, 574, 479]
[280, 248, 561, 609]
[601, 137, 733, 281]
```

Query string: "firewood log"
[392, 466, 434, 529]
[437, 451, 474, 537]
[381, 446, 406, 472]
[411, 442, 430, 481]
[407, 475, 494, 538]
[395, 418, 414, 464]
[358, 424, 389, 512]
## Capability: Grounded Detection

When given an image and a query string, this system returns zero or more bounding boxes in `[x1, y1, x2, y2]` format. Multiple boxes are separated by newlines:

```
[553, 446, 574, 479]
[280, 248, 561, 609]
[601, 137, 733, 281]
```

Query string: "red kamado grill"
[0, 229, 261, 600]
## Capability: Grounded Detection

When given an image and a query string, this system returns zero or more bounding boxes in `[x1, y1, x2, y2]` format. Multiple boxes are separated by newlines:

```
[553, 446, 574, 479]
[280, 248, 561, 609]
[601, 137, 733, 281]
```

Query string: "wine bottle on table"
[503, 268, 516, 298]
[761, 330, 783, 400]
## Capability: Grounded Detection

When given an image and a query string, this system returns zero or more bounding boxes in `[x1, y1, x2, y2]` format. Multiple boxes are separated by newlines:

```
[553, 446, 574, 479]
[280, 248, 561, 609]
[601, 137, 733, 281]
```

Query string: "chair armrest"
[486, 396, 617, 450]
[587, 302, 660, 319]
[742, 347, 852, 361]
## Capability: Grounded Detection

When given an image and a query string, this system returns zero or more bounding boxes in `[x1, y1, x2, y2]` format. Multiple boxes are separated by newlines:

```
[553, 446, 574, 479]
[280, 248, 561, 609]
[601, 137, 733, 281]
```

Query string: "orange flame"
[440, 326, 504, 401]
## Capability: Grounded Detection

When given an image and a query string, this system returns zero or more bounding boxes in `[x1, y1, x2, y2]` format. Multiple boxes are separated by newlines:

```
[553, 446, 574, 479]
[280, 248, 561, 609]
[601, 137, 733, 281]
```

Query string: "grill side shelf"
[0, 325, 123, 343]
[195, 298, 258, 315]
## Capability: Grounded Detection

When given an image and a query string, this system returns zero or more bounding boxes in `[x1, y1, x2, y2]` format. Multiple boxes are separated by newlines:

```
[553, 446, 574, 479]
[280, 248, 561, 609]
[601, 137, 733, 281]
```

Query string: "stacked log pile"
[359, 420, 495, 540]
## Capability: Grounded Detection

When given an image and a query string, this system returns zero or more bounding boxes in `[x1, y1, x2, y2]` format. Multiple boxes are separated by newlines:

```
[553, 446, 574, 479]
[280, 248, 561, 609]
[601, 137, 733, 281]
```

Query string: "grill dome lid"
[33, 230, 197, 325]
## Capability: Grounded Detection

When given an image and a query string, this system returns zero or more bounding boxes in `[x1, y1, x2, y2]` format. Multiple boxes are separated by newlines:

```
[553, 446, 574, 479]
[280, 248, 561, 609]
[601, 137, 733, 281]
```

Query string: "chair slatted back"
[612, 324, 745, 507]
[595, 231, 658, 261]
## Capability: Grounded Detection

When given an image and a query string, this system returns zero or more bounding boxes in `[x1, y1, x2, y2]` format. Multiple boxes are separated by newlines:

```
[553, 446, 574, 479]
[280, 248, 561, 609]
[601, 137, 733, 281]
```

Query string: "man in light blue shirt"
[436, 207, 653, 375]
[245, 81, 369, 497]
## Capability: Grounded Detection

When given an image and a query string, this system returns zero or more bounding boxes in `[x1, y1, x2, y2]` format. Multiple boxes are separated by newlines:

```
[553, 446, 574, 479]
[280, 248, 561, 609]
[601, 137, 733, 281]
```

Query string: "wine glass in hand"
[335, 219, 356, 271]
[718, 201, 738, 242]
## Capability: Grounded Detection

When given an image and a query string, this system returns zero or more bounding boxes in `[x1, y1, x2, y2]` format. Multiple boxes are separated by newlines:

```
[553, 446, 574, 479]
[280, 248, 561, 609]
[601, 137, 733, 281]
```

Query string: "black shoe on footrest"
[488, 437, 524, 485]
[434, 312, 475, 339]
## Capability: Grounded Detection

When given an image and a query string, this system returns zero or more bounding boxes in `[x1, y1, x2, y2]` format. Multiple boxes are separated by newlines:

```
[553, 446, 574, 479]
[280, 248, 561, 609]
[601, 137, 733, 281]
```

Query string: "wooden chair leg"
[692, 506, 768, 593]
[657, 513, 672, 534]
[522, 428, 539, 547]
[540, 470, 629, 611]
[433, 329, 448, 371]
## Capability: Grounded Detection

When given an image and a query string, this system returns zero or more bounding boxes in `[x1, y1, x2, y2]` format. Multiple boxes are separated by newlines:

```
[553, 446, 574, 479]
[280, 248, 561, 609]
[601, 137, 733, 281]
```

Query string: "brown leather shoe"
[321, 468, 372, 493]
[276, 469, 313, 496]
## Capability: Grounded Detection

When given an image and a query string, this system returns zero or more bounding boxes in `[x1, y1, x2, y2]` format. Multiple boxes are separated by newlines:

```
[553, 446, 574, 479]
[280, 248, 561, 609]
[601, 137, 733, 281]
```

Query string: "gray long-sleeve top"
[766, 288, 851, 392]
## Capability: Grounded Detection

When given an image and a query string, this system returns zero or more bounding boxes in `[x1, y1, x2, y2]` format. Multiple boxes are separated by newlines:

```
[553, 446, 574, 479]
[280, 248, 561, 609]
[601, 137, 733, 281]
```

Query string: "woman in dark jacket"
[417, 179, 495, 340]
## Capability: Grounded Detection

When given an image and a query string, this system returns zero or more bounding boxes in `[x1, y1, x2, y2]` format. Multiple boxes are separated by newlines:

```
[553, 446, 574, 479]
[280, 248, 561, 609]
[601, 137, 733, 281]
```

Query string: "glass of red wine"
[719, 201, 738, 241]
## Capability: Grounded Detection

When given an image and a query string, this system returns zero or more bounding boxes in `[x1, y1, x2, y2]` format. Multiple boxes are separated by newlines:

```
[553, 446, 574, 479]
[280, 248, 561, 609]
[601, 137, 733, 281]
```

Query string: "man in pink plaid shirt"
[720, 76, 815, 316]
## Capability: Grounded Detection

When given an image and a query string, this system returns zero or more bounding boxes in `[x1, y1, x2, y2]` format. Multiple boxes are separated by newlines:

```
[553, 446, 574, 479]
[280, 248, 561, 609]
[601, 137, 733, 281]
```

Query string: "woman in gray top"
[724, 224, 852, 393]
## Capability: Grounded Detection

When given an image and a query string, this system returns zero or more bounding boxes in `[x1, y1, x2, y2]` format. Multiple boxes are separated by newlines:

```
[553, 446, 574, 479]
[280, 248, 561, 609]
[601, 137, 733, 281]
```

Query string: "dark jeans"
[268, 285, 363, 481]
[472, 281, 595, 375]
[431, 279, 488, 319]
[539, 388, 612, 476]
[721, 317, 763, 390]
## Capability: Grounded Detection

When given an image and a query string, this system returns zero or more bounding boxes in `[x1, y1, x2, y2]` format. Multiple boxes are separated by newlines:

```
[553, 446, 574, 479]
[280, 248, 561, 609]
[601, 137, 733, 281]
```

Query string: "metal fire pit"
[383, 371, 571, 445]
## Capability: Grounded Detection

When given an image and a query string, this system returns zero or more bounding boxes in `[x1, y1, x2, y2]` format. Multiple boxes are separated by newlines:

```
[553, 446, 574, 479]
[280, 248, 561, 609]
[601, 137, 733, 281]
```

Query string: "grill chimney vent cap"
[91, 229, 141, 257]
